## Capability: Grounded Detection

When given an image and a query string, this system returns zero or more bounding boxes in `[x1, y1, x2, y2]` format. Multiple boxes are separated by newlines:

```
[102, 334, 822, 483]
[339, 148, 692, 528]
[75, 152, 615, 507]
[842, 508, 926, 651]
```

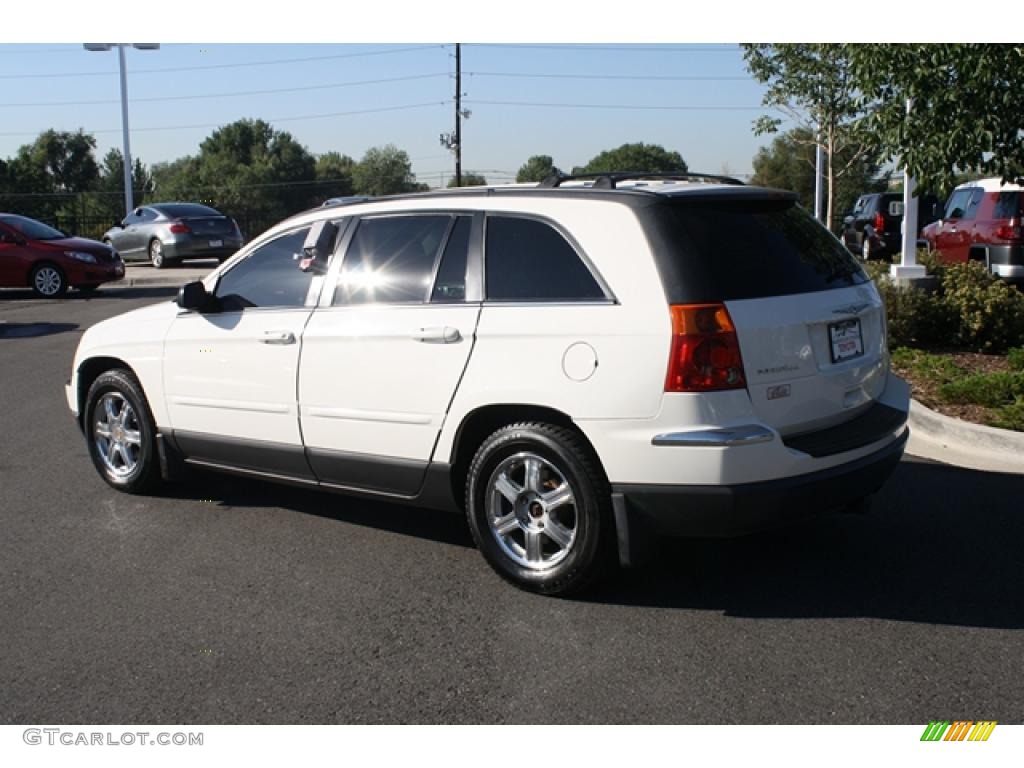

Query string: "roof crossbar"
[538, 171, 745, 189]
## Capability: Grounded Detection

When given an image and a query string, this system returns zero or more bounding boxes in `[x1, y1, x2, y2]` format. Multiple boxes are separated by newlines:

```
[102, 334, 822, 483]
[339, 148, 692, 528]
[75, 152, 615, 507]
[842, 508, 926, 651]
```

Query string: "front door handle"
[412, 326, 462, 344]
[260, 330, 296, 345]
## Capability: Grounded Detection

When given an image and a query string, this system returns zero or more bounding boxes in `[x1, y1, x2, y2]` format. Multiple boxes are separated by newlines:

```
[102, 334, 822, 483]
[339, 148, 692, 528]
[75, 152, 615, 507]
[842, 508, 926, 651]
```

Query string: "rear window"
[642, 198, 868, 303]
[155, 203, 220, 218]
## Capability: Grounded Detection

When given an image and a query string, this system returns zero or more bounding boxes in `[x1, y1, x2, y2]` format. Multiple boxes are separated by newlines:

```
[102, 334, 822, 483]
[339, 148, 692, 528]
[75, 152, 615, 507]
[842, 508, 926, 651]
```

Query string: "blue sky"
[0, 42, 782, 187]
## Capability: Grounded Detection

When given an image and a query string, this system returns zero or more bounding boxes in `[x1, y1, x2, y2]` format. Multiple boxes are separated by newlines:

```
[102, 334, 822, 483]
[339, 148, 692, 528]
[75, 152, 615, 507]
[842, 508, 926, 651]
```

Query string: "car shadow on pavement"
[0, 286, 178, 302]
[586, 459, 1024, 629]
[161, 468, 475, 551]
[0, 322, 78, 338]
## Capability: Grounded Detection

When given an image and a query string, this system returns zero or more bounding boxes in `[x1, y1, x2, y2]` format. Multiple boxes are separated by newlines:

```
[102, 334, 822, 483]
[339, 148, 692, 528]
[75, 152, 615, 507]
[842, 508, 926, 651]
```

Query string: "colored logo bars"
[920, 721, 997, 742]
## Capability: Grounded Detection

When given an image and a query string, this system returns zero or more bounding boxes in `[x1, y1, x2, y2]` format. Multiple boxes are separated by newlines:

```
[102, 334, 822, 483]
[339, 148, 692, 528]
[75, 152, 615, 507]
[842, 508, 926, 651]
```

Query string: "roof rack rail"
[538, 171, 745, 189]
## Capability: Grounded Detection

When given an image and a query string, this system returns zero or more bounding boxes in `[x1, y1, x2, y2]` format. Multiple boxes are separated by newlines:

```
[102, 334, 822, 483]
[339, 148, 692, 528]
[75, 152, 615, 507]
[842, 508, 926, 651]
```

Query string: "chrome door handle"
[260, 330, 296, 345]
[412, 326, 462, 344]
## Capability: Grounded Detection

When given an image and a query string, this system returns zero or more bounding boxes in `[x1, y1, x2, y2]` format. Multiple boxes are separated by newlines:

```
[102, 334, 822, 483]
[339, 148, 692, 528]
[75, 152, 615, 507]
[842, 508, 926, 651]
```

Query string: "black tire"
[465, 422, 614, 595]
[30, 263, 67, 298]
[149, 239, 167, 269]
[83, 369, 161, 494]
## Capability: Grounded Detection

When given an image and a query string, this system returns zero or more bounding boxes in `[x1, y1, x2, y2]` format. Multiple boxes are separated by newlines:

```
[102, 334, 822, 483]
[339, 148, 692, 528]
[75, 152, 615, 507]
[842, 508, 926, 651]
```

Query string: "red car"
[920, 178, 1024, 284]
[0, 213, 125, 297]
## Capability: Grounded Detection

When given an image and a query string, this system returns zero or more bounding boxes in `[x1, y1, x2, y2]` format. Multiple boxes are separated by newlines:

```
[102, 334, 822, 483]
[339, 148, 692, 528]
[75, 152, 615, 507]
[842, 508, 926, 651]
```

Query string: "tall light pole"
[83, 43, 160, 216]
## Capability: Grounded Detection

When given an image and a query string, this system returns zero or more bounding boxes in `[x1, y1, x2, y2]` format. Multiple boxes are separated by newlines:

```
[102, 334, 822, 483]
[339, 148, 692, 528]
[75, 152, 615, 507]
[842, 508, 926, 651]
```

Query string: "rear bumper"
[612, 428, 908, 561]
[163, 237, 243, 261]
[985, 245, 1024, 281]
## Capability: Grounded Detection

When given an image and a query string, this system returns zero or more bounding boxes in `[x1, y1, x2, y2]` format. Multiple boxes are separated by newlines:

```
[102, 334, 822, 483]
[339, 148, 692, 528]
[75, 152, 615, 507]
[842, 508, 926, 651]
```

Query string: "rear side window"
[642, 198, 868, 303]
[335, 215, 451, 305]
[485, 216, 605, 302]
[994, 192, 1022, 219]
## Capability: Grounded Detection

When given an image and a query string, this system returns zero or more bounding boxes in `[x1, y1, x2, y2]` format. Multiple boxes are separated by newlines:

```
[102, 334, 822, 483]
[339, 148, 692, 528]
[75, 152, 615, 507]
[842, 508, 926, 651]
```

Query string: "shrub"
[870, 256, 1024, 353]
[990, 398, 1024, 431]
[1008, 347, 1024, 371]
[871, 272, 956, 348]
[940, 262, 1024, 352]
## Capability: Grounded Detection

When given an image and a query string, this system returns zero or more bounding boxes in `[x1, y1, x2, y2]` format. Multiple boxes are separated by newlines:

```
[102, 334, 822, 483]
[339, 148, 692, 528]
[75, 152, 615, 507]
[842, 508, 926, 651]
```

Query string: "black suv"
[842, 192, 941, 260]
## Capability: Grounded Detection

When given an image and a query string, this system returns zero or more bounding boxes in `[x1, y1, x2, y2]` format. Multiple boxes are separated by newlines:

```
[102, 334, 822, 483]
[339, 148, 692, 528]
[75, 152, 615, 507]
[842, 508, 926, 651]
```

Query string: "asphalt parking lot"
[2, 287, 1023, 724]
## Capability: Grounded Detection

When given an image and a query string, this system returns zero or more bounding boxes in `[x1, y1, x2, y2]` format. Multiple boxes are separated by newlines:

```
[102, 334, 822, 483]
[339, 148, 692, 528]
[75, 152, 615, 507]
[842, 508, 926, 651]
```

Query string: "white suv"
[66, 173, 910, 595]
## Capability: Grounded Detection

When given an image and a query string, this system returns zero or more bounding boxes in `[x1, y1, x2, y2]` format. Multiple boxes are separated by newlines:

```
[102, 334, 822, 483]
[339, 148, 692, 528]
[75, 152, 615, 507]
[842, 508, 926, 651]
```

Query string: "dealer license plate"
[829, 318, 863, 363]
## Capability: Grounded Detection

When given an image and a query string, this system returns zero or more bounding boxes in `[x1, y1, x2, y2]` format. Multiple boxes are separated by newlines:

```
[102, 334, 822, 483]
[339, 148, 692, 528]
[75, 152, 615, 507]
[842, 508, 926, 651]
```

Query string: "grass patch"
[940, 372, 1024, 407]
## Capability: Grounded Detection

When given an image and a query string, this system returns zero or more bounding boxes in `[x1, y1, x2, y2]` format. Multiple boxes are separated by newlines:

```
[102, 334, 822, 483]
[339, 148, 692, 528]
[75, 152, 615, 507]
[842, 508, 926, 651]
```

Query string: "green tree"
[146, 119, 317, 229]
[573, 143, 687, 175]
[3, 129, 100, 221]
[516, 155, 562, 182]
[315, 152, 356, 200]
[447, 173, 487, 187]
[94, 148, 154, 220]
[742, 44, 871, 231]
[751, 127, 885, 223]
[352, 144, 421, 196]
[845, 44, 1024, 193]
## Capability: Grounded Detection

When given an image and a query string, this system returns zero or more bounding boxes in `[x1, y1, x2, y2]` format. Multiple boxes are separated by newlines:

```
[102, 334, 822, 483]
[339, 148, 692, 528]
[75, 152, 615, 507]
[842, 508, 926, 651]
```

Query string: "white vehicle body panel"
[162, 307, 311, 445]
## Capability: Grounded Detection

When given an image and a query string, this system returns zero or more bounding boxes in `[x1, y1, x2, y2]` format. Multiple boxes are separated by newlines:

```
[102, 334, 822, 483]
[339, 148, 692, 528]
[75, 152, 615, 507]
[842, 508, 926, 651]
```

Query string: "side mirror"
[299, 219, 338, 275]
[176, 280, 215, 312]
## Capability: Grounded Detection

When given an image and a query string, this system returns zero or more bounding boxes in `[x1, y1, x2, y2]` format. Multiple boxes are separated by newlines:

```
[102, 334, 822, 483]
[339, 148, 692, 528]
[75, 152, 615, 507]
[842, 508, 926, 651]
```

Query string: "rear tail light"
[873, 212, 885, 233]
[665, 303, 747, 392]
[169, 219, 191, 234]
[994, 220, 1022, 241]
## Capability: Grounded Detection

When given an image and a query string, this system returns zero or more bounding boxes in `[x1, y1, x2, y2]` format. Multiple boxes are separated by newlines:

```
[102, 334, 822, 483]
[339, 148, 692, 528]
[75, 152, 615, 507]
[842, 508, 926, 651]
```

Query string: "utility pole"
[455, 43, 462, 188]
[439, 44, 469, 189]
[892, 97, 926, 281]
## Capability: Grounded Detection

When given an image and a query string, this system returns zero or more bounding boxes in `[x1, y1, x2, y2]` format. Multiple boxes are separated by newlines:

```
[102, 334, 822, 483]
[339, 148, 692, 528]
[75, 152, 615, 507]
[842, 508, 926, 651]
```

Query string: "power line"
[466, 71, 749, 82]
[0, 44, 446, 80]
[464, 99, 770, 111]
[0, 101, 450, 137]
[463, 44, 738, 53]
[3, 72, 450, 108]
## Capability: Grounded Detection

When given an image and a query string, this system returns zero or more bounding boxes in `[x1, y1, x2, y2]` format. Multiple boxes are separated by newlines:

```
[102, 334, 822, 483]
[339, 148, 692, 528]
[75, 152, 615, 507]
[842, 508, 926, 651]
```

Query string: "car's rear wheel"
[465, 422, 614, 595]
[861, 238, 872, 261]
[30, 263, 67, 298]
[149, 239, 167, 269]
[84, 369, 160, 494]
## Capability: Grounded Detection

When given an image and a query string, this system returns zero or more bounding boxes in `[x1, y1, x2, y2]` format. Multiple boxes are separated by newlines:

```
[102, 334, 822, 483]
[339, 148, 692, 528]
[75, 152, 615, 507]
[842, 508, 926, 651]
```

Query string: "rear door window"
[642, 197, 868, 303]
[334, 215, 451, 305]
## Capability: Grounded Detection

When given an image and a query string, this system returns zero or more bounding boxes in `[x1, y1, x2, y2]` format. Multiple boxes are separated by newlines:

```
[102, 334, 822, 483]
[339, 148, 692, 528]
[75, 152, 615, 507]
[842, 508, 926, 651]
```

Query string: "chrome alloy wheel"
[93, 392, 143, 478]
[485, 451, 578, 571]
[34, 266, 62, 296]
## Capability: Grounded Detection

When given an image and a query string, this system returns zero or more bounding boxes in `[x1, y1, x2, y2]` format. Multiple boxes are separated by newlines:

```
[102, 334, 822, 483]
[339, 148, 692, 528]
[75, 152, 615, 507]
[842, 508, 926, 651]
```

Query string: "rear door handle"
[259, 330, 296, 345]
[412, 326, 462, 344]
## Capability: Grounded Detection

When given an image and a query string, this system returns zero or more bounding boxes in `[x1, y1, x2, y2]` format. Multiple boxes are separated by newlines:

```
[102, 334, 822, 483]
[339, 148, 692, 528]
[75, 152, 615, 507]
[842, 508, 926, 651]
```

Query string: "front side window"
[962, 188, 985, 220]
[945, 190, 973, 220]
[485, 216, 605, 302]
[214, 227, 313, 311]
[334, 215, 451, 305]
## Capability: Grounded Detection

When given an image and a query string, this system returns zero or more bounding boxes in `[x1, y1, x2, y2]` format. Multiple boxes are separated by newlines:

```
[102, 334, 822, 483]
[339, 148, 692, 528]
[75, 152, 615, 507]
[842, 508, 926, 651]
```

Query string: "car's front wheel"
[84, 369, 161, 494]
[30, 263, 67, 298]
[465, 422, 614, 595]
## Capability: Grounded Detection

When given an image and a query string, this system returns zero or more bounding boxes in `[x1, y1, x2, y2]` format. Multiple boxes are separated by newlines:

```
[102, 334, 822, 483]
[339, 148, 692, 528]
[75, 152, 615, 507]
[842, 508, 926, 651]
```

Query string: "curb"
[907, 398, 1024, 474]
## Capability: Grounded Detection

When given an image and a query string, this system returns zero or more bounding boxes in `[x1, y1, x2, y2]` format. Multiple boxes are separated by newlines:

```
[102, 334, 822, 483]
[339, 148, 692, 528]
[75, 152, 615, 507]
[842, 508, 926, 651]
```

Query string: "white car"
[66, 173, 910, 595]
